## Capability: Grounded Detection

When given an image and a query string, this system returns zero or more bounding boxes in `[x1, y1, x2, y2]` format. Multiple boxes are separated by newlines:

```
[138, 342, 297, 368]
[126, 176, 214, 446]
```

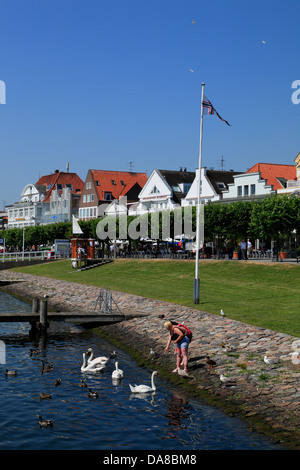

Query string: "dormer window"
[111, 180, 116, 185]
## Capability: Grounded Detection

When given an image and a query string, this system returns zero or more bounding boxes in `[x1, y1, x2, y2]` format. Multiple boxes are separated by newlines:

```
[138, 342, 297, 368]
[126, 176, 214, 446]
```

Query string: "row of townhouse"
[5, 153, 300, 230]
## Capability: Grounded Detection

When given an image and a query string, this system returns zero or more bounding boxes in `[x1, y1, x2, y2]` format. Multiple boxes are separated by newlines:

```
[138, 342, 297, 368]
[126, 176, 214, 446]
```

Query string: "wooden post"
[39, 299, 48, 330]
[32, 297, 40, 313]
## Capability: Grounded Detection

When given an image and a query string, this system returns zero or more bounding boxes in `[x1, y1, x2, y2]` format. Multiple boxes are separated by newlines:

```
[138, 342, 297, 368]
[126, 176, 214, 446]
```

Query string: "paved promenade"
[1, 268, 300, 449]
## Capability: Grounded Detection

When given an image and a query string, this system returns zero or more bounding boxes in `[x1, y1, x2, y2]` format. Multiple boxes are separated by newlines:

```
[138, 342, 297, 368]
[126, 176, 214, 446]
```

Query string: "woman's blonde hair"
[164, 321, 172, 329]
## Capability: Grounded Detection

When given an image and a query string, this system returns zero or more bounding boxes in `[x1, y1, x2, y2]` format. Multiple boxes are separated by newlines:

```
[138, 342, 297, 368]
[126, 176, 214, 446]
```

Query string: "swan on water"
[86, 348, 109, 365]
[129, 371, 157, 393]
[81, 353, 105, 372]
[112, 362, 123, 379]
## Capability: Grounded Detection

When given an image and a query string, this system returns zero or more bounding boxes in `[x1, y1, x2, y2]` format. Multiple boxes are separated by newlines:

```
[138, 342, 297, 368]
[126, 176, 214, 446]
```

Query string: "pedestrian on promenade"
[164, 321, 190, 374]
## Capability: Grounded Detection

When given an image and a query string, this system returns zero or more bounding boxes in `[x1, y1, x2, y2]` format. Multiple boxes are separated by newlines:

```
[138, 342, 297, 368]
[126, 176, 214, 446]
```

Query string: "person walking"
[164, 321, 190, 374]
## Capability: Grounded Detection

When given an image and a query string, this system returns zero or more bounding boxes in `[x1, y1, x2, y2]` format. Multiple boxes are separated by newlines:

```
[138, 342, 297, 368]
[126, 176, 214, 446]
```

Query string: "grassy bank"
[11, 259, 300, 337]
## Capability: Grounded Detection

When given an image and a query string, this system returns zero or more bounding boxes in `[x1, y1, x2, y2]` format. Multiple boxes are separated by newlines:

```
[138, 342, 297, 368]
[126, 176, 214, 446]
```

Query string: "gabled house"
[78, 169, 148, 219]
[36, 169, 84, 224]
[221, 162, 296, 202]
[131, 168, 195, 215]
[182, 168, 240, 206]
[6, 183, 48, 229]
[6, 169, 84, 228]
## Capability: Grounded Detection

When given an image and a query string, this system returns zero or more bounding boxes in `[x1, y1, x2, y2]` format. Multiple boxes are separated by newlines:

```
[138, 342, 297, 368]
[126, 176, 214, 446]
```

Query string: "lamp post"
[193, 82, 205, 304]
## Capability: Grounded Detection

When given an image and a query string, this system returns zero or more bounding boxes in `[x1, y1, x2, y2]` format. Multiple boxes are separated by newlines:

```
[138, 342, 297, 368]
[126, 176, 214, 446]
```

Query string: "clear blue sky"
[1, 0, 299, 206]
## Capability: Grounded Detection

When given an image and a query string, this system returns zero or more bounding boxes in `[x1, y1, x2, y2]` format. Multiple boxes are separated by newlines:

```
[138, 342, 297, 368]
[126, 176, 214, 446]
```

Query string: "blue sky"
[0, 0, 299, 206]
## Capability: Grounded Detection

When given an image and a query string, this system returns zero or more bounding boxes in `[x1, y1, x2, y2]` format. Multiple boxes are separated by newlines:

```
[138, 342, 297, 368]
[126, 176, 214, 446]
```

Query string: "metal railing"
[1, 250, 63, 262]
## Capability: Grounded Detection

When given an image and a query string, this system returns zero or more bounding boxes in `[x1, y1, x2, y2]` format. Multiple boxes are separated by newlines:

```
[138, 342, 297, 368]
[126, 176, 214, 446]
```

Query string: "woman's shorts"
[176, 336, 190, 349]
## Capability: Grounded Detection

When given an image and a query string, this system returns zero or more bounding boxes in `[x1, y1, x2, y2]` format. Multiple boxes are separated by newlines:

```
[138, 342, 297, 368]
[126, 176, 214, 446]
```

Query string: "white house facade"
[6, 183, 47, 229]
[182, 168, 241, 206]
[130, 169, 195, 216]
[221, 172, 275, 201]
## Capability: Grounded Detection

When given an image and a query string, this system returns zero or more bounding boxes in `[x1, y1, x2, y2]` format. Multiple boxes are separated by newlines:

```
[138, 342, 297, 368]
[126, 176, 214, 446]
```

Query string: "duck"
[129, 371, 157, 394]
[37, 415, 54, 427]
[39, 393, 52, 400]
[88, 388, 99, 399]
[112, 362, 123, 379]
[205, 356, 216, 368]
[81, 353, 105, 372]
[220, 309, 226, 317]
[110, 351, 117, 358]
[86, 348, 109, 365]
[80, 379, 88, 387]
[41, 362, 53, 374]
[5, 369, 17, 376]
[54, 379, 61, 387]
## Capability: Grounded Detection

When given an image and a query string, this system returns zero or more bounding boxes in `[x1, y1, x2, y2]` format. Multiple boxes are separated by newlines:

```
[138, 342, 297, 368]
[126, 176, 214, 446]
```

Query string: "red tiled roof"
[246, 163, 296, 190]
[36, 170, 84, 202]
[90, 170, 148, 201]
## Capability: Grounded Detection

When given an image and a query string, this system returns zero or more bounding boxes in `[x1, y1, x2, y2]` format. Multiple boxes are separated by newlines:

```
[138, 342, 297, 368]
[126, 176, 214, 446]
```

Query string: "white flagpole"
[194, 82, 205, 304]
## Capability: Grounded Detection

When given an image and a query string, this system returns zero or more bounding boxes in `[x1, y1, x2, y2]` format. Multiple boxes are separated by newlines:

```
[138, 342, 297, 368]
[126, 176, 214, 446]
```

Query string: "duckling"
[41, 362, 53, 374]
[5, 369, 17, 376]
[205, 356, 216, 368]
[88, 388, 99, 399]
[80, 379, 87, 388]
[39, 393, 52, 400]
[37, 415, 54, 427]
[54, 379, 61, 387]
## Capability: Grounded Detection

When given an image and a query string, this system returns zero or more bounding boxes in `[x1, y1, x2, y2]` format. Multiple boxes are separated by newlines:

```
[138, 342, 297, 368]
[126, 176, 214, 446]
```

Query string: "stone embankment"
[1, 269, 300, 449]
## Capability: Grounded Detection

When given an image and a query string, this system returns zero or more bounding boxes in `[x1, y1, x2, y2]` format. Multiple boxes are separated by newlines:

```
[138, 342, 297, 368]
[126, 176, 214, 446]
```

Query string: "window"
[183, 183, 191, 193]
[237, 186, 242, 196]
[66, 184, 73, 190]
[95, 180, 100, 186]
[251, 184, 255, 195]
[151, 185, 160, 194]
[217, 182, 226, 189]
[83, 195, 86, 203]
[57, 184, 63, 190]
[244, 185, 249, 196]
[104, 192, 112, 201]
[87, 195, 90, 203]
[111, 180, 116, 185]
[91, 194, 94, 201]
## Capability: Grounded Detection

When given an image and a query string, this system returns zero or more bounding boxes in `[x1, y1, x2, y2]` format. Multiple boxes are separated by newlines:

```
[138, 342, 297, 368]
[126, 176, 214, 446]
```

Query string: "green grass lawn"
[11, 259, 300, 337]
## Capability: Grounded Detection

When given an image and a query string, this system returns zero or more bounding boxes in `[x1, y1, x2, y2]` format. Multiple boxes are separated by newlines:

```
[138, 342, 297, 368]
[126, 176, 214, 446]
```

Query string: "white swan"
[86, 348, 109, 365]
[129, 371, 157, 393]
[81, 353, 105, 372]
[112, 362, 123, 379]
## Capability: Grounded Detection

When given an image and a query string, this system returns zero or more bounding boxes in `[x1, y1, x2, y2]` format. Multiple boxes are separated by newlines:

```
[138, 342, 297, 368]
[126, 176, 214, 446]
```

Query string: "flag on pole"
[72, 215, 83, 235]
[202, 94, 231, 126]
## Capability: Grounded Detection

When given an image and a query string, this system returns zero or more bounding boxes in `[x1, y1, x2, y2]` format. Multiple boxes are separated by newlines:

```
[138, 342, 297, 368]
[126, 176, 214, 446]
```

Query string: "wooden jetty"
[0, 297, 125, 330]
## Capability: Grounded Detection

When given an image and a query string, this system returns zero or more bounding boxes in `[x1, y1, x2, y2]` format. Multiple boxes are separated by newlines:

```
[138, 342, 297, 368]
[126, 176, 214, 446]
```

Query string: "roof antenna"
[129, 161, 134, 172]
[218, 155, 225, 171]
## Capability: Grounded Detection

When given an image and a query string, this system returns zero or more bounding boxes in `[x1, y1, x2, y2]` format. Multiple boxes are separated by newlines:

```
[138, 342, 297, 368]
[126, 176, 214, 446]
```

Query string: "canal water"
[0, 290, 283, 451]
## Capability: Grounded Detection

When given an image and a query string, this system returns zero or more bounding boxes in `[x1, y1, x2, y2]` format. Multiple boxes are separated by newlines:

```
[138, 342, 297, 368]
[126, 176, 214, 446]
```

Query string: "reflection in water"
[165, 392, 190, 438]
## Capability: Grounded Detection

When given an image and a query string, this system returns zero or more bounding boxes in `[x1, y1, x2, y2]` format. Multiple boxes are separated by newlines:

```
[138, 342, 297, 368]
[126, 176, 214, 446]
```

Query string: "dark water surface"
[0, 290, 284, 450]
